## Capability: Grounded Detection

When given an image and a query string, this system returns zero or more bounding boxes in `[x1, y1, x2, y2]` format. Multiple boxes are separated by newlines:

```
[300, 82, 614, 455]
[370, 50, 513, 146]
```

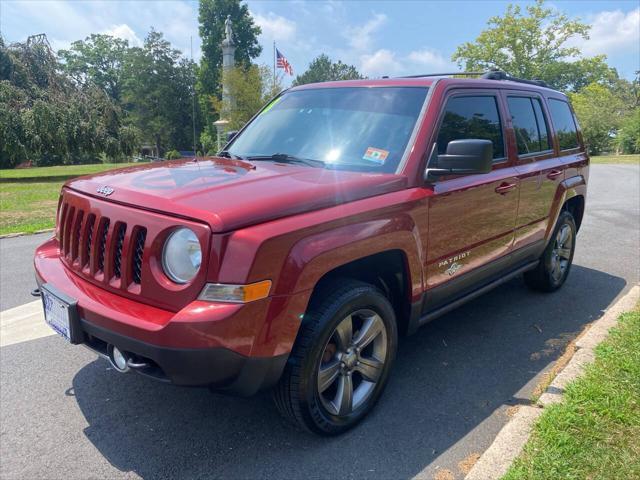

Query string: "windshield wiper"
[217, 150, 247, 160]
[247, 153, 325, 168]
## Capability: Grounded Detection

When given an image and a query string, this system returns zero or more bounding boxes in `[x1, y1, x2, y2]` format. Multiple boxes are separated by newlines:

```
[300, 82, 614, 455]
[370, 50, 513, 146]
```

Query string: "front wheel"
[524, 210, 577, 292]
[273, 280, 397, 435]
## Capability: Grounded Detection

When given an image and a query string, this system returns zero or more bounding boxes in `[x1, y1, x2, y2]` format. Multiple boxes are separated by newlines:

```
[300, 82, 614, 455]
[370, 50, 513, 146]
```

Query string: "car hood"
[66, 157, 408, 232]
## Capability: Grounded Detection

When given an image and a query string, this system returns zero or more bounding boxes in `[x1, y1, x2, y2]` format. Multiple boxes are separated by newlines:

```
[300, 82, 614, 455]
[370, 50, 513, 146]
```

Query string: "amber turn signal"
[198, 280, 272, 303]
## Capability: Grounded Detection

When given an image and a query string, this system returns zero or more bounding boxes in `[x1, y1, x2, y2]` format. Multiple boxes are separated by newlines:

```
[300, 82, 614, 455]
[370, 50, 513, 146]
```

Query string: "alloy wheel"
[317, 309, 388, 416]
[551, 223, 573, 282]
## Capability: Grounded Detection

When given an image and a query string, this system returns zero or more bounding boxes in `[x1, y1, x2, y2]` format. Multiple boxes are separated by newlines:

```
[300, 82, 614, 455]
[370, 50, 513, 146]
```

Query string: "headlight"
[162, 228, 202, 284]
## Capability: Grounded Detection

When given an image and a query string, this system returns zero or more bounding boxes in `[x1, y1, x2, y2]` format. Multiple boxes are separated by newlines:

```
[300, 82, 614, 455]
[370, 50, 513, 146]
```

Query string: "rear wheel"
[524, 210, 576, 292]
[273, 280, 397, 435]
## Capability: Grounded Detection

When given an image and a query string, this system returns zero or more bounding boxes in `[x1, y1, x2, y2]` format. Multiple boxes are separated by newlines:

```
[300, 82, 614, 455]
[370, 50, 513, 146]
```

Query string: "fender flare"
[545, 175, 586, 243]
[279, 215, 424, 304]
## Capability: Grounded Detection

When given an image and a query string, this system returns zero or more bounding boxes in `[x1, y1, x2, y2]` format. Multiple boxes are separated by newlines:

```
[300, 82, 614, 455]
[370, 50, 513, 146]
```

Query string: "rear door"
[505, 92, 565, 261]
[424, 90, 519, 310]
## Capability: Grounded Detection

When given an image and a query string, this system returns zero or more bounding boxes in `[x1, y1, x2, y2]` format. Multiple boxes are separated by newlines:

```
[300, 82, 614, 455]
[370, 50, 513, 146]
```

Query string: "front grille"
[58, 203, 144, 287]
[113, 224, 126, 279]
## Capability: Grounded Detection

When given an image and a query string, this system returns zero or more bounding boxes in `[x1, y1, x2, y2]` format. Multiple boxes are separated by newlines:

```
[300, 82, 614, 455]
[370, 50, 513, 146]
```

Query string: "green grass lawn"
[503, 305, 640, 480]
[590, 154, 640, 164]
[0, 163, 140, 235]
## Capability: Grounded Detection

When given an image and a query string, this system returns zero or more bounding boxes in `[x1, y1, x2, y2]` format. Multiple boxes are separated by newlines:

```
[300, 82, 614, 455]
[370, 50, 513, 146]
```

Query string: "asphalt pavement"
[1, 164, 638, 480]
[0, 232, 50, 311]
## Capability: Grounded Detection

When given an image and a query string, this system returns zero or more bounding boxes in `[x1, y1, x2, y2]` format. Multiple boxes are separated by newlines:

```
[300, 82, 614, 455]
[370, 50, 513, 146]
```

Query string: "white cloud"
[406, 48, 453, 72]
[253, 11, 297, 43]
[346, 13, 387, 51]
[574, 8, 640, 57]
[360, 49, 402, 77]
[102, 24, 142, 47]
[359, 47, 453, 77]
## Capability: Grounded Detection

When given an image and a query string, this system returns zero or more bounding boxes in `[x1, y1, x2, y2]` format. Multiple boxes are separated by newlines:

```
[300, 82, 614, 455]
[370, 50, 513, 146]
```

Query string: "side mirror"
[427, 139, 493, 178]
[226, 130, 239, 143]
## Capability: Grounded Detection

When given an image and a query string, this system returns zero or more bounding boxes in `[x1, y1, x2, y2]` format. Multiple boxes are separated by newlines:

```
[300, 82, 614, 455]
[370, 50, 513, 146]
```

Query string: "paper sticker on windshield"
[363, 147, 389, 165]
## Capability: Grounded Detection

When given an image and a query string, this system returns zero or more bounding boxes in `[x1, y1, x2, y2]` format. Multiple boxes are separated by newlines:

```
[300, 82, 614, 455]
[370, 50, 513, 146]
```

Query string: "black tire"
[524, 210, 577, 292]
[273, 279, 398, 435]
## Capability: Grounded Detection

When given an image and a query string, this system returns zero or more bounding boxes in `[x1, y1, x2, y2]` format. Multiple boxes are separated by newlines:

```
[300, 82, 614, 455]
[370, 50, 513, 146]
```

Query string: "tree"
[210, 64, 282, 132]
[452, 0, 618, 91]
[58, 34, 129, 102]
[198, 0, 261, 131]
[121, 29, 198, 156]
[615, 110, 640, 154]
[293, 54, 363, 86]
[0, 34, 129, 167]
[569, 83, 626, 155]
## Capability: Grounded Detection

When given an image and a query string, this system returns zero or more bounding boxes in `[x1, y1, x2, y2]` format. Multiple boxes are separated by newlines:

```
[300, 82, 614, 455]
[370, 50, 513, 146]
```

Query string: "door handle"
[495, 182, 517, 195]
[547, 169, 563, 180]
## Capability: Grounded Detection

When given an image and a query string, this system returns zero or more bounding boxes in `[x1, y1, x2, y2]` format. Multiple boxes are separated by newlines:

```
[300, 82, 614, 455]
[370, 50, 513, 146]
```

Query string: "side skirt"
[409, 260, 539, 331]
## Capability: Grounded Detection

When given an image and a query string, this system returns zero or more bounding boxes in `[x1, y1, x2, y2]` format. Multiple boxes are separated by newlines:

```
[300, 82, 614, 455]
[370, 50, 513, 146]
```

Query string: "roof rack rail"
[399, 72, 485, 78]
[398, 69, 550, 88]
[480, 70, 549, 88]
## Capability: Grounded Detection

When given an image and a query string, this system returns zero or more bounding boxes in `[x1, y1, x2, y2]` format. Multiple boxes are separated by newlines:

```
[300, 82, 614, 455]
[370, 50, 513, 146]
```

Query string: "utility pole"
[191, 36, 197, 158]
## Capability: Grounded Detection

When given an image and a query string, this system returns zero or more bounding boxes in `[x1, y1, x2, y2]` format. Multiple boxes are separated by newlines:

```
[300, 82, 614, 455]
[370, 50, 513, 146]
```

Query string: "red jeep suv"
[35, 71, 588, 435]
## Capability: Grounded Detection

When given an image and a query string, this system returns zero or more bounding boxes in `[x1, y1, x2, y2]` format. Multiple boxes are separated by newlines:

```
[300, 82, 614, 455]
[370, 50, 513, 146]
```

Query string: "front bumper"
[34, 237, 304, 395]
[80, 319, 287, 394]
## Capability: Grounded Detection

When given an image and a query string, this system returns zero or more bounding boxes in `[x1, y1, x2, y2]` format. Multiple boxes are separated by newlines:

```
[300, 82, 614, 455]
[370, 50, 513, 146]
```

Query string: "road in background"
[1, 165, 638, 480]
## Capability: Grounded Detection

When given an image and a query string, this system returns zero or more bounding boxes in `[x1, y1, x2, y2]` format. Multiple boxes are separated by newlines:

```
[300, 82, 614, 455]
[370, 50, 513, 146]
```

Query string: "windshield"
[227, 86, 429, 173]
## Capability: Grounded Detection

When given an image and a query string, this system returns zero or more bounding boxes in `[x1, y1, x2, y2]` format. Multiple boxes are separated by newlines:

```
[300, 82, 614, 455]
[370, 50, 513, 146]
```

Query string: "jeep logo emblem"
[96, 186, 114, 196]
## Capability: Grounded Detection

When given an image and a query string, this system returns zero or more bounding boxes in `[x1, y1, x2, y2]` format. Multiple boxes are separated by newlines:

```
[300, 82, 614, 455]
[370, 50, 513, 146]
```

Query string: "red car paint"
[34, 77, 589, 390]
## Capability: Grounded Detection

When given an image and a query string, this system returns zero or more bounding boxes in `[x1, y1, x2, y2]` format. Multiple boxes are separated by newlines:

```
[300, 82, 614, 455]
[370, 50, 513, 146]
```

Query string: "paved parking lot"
[1, 165, 638, 479]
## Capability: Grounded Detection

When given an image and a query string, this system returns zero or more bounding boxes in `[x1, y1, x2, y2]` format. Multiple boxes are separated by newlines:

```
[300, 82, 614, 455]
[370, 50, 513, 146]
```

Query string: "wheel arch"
[307, 249, 413, 336]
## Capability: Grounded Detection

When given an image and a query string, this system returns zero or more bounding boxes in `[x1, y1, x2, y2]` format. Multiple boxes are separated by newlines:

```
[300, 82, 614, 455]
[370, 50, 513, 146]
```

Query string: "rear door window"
[548, 99, 579, 151]
[507, 97, 552, 155]
[436, 95, 505, 159]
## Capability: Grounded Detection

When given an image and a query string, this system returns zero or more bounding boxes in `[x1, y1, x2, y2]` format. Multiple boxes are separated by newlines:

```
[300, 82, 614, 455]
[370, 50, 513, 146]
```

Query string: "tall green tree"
[58, 34, 129, 102]
[292, 54, 363, 86]
[452, 0, 618, 91]
[122, 29, 198, 156]
[198, 0, 261, 131]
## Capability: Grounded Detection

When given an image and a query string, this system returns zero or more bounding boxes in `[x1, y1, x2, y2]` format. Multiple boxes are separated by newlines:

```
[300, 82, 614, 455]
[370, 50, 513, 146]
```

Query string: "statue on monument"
[224, 15, 233, 45]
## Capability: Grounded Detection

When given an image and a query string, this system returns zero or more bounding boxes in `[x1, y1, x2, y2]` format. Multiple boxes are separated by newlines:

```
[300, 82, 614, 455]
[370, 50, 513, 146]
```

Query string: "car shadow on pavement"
[72, 265, 626, 480]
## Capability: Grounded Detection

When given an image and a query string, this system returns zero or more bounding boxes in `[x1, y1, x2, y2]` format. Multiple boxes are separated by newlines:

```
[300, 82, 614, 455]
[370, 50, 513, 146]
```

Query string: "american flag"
[276, 48, 293, 76]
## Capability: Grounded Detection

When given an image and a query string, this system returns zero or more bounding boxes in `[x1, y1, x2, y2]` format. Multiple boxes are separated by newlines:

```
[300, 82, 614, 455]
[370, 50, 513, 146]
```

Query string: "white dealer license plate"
[42, 287, 73, 342]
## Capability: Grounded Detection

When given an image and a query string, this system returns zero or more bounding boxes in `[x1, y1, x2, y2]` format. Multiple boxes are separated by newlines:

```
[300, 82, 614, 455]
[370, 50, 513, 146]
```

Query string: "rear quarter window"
[548, 98, 579, 151]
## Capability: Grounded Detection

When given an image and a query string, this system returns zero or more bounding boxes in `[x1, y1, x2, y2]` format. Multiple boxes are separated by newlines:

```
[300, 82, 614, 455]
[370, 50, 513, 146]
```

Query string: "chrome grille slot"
[132, 228, 146, 284]
[113, 223, 126, 279]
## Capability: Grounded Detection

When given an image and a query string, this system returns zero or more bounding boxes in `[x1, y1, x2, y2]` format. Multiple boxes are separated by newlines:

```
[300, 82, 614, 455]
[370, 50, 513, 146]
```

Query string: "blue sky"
[1, 0, 638, 86]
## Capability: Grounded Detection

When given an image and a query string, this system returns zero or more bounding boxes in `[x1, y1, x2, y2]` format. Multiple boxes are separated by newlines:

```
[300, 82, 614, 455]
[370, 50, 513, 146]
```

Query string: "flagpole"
[273, 41, 276, 91]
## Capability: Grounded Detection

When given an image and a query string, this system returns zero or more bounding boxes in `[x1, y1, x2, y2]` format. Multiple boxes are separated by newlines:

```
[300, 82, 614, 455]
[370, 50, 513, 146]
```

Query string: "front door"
[424, 91, 519, 310]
